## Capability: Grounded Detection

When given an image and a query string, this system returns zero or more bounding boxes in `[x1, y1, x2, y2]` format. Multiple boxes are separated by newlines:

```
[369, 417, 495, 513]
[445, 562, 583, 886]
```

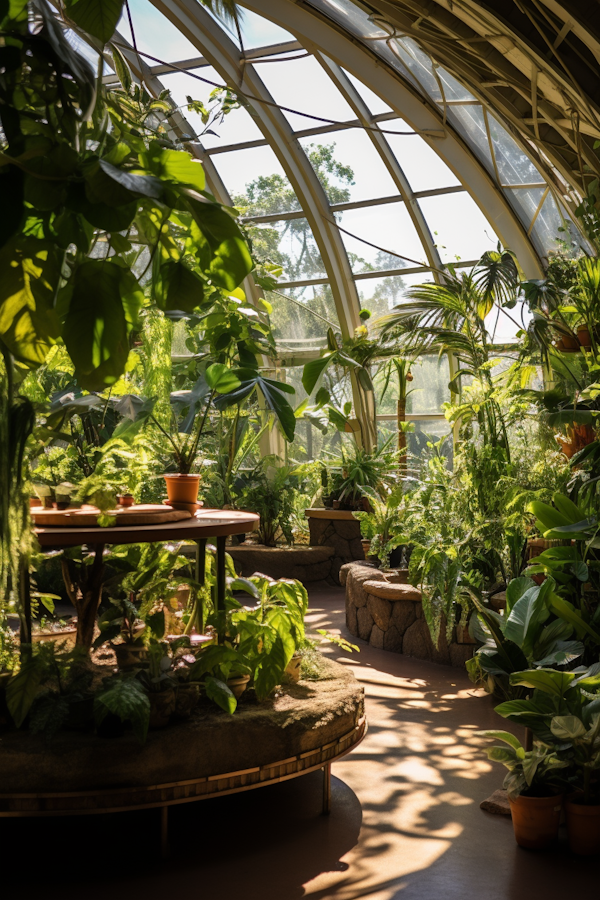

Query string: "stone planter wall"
[305, 510, 364, 584]
[228, 544, 334, 583]
[341, 562, 474, 668]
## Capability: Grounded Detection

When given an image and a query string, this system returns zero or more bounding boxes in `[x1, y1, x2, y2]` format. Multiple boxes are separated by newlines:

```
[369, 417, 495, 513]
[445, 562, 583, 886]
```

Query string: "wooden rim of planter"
[0, 716, 366, 817]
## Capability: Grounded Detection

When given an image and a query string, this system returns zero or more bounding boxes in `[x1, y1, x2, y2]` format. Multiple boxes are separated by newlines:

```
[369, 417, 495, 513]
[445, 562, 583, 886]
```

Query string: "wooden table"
[35, 509, 259, 645]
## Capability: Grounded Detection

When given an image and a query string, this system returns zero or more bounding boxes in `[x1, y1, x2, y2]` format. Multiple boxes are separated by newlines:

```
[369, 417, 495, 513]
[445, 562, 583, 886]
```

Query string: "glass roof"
[108, 0, 587, 352]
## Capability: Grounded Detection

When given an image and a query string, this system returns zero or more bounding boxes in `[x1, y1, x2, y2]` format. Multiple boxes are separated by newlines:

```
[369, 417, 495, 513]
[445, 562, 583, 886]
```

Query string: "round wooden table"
[34, 509, 259, 645]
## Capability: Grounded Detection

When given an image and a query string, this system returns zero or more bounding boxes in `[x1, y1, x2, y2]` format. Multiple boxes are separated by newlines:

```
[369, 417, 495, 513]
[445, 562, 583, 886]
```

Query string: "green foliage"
[477, 729, 569, 800]
[94, 675, 150, 744]
[239, 461, 300, 545]
[355, 490, 404, 567]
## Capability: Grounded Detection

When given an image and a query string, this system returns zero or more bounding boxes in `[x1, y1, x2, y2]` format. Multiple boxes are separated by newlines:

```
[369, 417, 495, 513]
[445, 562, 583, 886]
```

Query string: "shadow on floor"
[2, 582, 598, 899]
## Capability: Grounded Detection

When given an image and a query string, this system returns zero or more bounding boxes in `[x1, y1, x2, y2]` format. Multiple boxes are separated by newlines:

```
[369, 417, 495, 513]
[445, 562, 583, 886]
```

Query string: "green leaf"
[533, 640, 584, 667]
[0, 236, 61, 366]
[477, 729, 523, 751]
[504, 581, 550, 656]
[551, 715, 586, 741]
[552, 492, 586, 523]
[111, 41, 132, 92]
[63, 260, 144, 390]
[142, 144, 206, 193]
[6, 659, 43, 728]
[548, 594, 600, 644]
[157, 259, 204, 313]
[528, 500, 570, 530]
[64, 0, 124, 44]
[94, 678, 150, 744]
[204, 676, 237, 714]
[509, 668, 576, 697]
[302, 353, 335, 395]
[205, 363, 241, 393]
[216, 370, 296, 441]
[505, 575, 536, 616]
[187, 198, 252, 290]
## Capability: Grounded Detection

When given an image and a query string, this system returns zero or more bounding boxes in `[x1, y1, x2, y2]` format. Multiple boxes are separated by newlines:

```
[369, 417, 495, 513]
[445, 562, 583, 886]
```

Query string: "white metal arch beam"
[150, 0, 363, 340]
[239, 0, 544, 278]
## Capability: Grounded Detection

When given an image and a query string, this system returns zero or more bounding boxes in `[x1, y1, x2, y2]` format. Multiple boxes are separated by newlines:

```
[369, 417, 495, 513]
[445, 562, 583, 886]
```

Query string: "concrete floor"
[4, 583, 597, 898]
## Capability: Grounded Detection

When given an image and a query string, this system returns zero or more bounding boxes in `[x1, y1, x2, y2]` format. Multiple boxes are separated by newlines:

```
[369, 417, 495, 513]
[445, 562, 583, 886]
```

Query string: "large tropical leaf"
[64, 0, 124, 44]
[504, 580, 551, 656]
[63, 260, 144, 390]
[216, 369, 296, 441]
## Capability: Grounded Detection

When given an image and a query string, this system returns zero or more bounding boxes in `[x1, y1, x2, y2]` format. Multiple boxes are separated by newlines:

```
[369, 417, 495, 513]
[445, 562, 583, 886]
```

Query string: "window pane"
[258, 56, 356, 131]
[418, 193, 498, 263]
[375, 354, 450, 415]
[488, 116, 542, 186]
[238, 8, 295, 48]
[377, 417, 452, 459]
[265, 284, 337, 349]
[505, 187, 546, 231]
[338, 202, 427, 274]
[160, 71, 264, 149]
[357, 272, 434, 320]
[385, 133, 461, 192]
[299, 131, 399, 203]
[246, 219, 327, 281]
[448, 104, 494, 176]
[125, 1, 199, 60]
[212, 146, 301, 214]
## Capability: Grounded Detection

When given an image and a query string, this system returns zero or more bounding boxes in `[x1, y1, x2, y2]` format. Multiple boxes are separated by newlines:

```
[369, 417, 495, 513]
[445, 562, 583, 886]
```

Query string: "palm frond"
[199, 0, 243, 28]
[472, 250, 519, 314]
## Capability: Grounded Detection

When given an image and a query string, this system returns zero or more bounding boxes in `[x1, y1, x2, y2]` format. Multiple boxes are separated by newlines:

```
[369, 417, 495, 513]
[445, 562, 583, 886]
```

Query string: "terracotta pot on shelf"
[508, 792, 563, 849]
[577, 325, 593, 348]
[118, 493, 135, 508]
[554, 332, 580, 352]
[556, 422, 596, 460]
[227, 674, 250, 699]
[565, 793, 600, 855]
[163, 474, 200, 507]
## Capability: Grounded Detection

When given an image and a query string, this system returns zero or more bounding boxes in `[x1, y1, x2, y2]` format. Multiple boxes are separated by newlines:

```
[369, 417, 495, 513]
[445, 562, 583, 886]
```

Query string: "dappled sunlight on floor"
[2, 582, 597, 900]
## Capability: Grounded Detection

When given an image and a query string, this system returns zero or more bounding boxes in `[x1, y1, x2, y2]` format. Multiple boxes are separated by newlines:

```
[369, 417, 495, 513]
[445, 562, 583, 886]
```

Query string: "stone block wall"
[341, 562, 474, 668]
[307, 514, 364, 583]
[228, 544, 334, 583]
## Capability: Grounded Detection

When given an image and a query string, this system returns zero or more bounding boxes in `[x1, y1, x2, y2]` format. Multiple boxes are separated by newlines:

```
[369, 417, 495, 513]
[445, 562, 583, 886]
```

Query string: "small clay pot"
[118, 494, 135, 507]
[227, 674, 250, 699]
[285, 653, 302, 684]
[565, 793, 600, 855]
[508, 792, 563, 849]
[555, 333, 580, 352]
[113, 643, 148, 670]
[164, 474, 200, 506]
[148, 688, 176, 728]
[577, 325, 593, 348]
[361, 539, 371, 558]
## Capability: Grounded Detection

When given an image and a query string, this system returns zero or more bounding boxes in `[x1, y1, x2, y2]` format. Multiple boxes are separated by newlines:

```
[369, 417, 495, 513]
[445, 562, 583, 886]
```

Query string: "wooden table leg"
[216, 535, 226, 613]
[322, 763, 331, 815]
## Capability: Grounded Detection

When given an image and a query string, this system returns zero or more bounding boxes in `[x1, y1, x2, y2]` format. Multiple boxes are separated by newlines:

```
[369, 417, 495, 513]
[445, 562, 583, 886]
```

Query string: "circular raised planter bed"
[0, 656, 365, 853]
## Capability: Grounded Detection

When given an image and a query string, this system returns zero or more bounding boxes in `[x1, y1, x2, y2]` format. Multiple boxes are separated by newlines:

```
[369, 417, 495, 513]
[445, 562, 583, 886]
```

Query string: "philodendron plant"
[478, 729, 569, 800]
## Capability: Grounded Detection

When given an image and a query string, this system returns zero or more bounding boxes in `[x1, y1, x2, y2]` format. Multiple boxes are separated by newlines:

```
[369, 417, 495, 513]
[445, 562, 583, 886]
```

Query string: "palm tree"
[375, 250, 520, 457]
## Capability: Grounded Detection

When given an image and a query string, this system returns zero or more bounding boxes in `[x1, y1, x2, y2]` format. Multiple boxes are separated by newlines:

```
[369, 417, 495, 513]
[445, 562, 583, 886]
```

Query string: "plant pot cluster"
[509, 791, 600, 855]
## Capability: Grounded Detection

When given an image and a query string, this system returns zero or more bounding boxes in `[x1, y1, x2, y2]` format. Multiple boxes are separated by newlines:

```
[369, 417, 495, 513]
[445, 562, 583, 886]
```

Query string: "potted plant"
[325, 440, 399, 512]
[137, 643, 177, 728]
[553, 715, 600, 855]
[95, 598, 148, 670]
[355, 489, 404, 569]
[478, 729, 567, 848]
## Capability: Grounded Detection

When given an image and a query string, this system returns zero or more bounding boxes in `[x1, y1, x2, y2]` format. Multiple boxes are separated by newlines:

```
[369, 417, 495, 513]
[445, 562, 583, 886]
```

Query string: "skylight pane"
[265, 285, 337, 349]
[211, 145, 301, 214]
[238, 8, 295, 49]
[125, 0, 198, 61]
[246, 219, 327, 281]
[258, 55, 355, 131]
[337, 202, 427, 273]
[385, 133, 461, 192]
[418, 193, 499, 263]
[299, 131, 398, 203]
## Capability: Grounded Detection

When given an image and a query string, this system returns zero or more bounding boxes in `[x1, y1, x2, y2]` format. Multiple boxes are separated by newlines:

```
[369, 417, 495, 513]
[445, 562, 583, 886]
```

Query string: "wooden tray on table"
[31, 504, 192, 528]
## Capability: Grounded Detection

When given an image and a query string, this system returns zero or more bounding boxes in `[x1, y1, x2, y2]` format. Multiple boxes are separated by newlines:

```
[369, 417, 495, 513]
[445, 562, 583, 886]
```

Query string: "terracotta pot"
[163, 474, 200, 506]
[285, 653, 302, 684]
[508, 792, 563, 849]
[361, 539, 371, 557]
[148, 688, 176, 728]
[566, 793, 600, 855]
[227, 674, 250, 699]
[113, 643, 148, 670]
[555, 333, 580, 352]
[577, 325, 593, 348]
[556, 422, 596, 460]
[118, 493, 135, 507]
